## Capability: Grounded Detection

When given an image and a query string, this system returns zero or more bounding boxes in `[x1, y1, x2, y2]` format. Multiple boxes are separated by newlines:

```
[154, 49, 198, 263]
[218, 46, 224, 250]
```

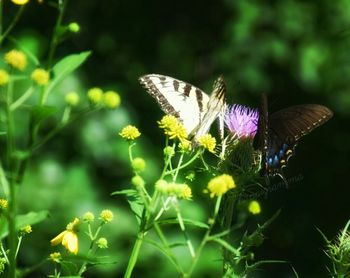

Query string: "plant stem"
[10, 86, 34, 111]
[164, 151, 201, 176]
[0, 5, 25, 45]
[175, 204, 195, 258]
[124, 231, 145, 278]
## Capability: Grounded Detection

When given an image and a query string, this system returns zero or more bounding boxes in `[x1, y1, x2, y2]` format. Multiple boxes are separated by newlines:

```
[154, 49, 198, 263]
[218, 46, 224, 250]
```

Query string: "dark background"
[4, 0, 350, 277]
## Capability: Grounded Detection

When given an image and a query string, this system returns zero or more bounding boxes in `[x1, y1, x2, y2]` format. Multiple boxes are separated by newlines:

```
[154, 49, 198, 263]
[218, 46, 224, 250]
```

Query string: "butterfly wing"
[266, 104, 333, 177]
[139, 74, 225, 139]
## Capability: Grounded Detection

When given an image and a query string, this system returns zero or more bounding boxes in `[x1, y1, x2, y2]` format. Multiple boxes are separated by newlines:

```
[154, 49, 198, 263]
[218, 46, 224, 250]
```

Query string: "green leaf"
[113, 189, 143, 224]
[111, 189, 138, 196]
[209, 237, 240, 257]
[47, 51, 91, 94]
[0, 210, 49, 239]
[157, 218, 209, 229]
[30, 105, 57, 126]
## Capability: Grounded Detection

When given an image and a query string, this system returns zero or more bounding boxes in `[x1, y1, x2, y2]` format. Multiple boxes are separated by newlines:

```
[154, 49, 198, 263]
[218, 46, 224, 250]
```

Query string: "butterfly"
[254, 93, 333, 181]
[139, 74, 226, 140]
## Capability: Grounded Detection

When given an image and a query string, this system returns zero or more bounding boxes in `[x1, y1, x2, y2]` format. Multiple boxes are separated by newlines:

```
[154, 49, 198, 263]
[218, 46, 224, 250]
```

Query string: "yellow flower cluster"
[51, 218, 80, 255]
[4, 49, 27, 70]
[119, 125, 141, 140]
[21, 225, 32, 234]
[207, 174, 236, 198]
[31, 68, 50, 85]
[198, 134, 216, 153]
[83, 211, 95, 222]
[248, 200, 261, 215]
[65, 91, 80, 106]
[87, 87, 121, 109]
[155, 180, 192, 200]
[87, 87, 103, 103]
[158, 115, 188, 142]
[0, 199, 8, 209]
[100, 209, 114, 223]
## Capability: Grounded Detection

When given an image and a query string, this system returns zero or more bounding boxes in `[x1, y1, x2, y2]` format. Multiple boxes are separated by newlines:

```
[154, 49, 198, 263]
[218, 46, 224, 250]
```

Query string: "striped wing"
[139, 74, 225, 138]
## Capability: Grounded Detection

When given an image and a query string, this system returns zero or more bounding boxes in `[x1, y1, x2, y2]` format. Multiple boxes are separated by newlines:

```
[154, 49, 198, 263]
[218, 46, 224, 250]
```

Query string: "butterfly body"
[254, 93, 333, 180]
[139, 74, 226, 140]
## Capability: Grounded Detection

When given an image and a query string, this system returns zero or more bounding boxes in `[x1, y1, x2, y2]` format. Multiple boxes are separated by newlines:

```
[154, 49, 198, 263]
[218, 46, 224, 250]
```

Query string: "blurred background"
[3, 0, 350, 277]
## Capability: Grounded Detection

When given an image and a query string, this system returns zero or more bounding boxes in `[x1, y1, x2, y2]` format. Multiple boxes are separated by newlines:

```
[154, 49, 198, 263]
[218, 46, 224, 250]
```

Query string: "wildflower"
[103, 90, 121, 108]
[0, 70, 9, 86]
[206, 174, 236, 198]
[119, 125, 141, 141]
[87, 87, 103, 104]
[167, 182, 192, 200]
[96, 237, 108, 249]
[179, 139, 192, 153]
[83, 212, 95, 222]
[225, 104, 259, 138]
[163, 146, 175, 157]
[0, 199, 8, 209]
[0, 257, 6, 274]
[20, 225, 32, 234]
[132, 157, 146, 172]
[31, 68, 49, 85]
[248, 200, 261, 215]
[198, 134, 216, 153]
[65, 91, 80, 106]
[100, 210, 114, 223]
[68, 22, 80, 33]
[51, 218, 80, 255]
[4, 50, 27, 70]
[49, 252, 62, 263]
[158, 115, 188, 141]
[131, 175, 145, 188]
[155, 179, 168, 193]
[11, 0, 29, 5]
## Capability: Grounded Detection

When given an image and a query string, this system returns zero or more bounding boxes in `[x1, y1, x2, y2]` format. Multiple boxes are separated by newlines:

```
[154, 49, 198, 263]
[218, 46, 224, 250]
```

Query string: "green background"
[3, 0, 350, 277]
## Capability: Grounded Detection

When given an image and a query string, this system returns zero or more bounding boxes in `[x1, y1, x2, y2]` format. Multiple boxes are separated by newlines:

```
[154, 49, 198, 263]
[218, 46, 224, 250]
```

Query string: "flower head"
[49, 252, 62, 263]
[0, 70, 9, 86]
[65, 91, 80, 106]
[11, 0, 29, 5]
[158, 115, 188, 141]
[131, 175, 145, 187]
[100, 210, 114, 223]
[206, 174, 236, 198]
[155, 179, 168, 193]
[31, 68, 49, 85]
[119, 125, 141, 141]
[225, 104, 259, 138]
[132, 157, 146, 172]
[20, 225, 32, 234]
[0, 199, 8, 209]
[179, 139, 192, 153]
[103, 90, 121, 108]
[83, 212, 95, 222]
[87, 87, 103, 104]
[248, 200, 261, 215]
[198, 134, 216, 153]
[4, 50, 27, 70]
[166, 182, 192, 200]
[51, 218, 80, 254]
[96, 237, 108, 249]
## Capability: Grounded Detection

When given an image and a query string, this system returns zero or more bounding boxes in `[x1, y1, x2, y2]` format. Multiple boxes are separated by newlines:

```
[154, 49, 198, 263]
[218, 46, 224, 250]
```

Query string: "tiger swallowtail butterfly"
[254, 93, 333, 181]
[139, 74, 226, 141]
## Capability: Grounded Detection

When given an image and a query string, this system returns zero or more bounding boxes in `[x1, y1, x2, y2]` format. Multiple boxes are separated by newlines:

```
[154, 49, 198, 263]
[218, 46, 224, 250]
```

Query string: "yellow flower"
[179, 139, 192, 153]
[96, 237, 108, 249]
[248, 200, 261, 215]
[49, 252, 61, 263]
[0, 70, 9, 86]
[31, 68, 49, 85]
[158, 115, 188, 141]
[155, 179, 168, 193]
[50, 218, 80, 255]
[20, 225, 32, 234]
[103, 90, 121, 108]
[119, 125, 141, 140]
[65, 91, 80, 106]
[198, 134, 216, 153]
[87, 87, 103, 104]
[4, 50, 27, 70]
[0, 199, 8, 209]
[83, 212, 95, 222]
[100, 210, 114, 223]
[167, 182, 192, 200]
[207, 174, 236, 198]
[11, 0, 29, 5]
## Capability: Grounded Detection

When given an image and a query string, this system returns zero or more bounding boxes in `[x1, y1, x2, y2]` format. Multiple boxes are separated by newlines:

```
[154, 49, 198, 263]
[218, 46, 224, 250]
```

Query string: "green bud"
[131, 175, 145, 187]
[163, 146, 175, 157]
[96, 237, 108, 249]
[132, 157, 146, 172]
[68, 22, 80, 33]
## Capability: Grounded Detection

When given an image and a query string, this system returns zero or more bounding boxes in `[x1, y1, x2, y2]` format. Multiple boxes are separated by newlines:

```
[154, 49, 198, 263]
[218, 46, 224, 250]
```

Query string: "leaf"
[157, 218, 209, 229]
[30, 105, 57, 127]
[47, 51, 91, 94]
[209, 237, 240, 256]
[111, 189, 138, 196]
[112, 189, 144, 224]
[0, 210, 49, 239]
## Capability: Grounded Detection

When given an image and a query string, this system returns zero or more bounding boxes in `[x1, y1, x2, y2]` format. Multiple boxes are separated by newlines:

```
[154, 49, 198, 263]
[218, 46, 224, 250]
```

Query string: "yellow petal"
[62, 231, 78, 254]
[50, 231, 66, 246]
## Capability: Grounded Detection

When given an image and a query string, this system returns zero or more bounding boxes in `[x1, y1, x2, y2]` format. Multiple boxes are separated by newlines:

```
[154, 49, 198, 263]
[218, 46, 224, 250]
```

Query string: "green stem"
[0, 242, 9, 264]
[124, 231, 145, 278]
[172, 153, 184, 181]
[187, 196, 222, 276]
[164, 151, 201, 176]
[0, 0, 3, 43]
[0, 5, 25, 45]
[175, 204, 195, 258]
[10, 86, 34, 111]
